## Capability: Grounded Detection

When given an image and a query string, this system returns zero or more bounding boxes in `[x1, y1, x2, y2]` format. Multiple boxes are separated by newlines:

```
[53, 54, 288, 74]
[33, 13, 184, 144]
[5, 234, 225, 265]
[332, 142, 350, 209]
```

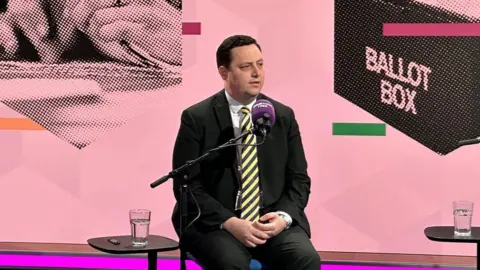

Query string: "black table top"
[87, 235, 179, 254]
[425, 226, 480, 243]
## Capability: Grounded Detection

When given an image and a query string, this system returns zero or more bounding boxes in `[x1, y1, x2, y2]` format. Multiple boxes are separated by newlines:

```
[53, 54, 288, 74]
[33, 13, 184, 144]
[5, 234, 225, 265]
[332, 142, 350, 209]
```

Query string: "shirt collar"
[224, 90, 256, 114]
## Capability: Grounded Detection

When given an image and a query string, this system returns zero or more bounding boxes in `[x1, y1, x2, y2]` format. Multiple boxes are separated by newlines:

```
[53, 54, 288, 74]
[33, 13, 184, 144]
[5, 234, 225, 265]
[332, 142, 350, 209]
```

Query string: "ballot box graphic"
[334, 0, 480, 155]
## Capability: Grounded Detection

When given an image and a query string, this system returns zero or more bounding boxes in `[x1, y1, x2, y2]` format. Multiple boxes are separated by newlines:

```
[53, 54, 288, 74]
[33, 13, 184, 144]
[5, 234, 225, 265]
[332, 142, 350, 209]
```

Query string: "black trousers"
[182, 225, 321, 270]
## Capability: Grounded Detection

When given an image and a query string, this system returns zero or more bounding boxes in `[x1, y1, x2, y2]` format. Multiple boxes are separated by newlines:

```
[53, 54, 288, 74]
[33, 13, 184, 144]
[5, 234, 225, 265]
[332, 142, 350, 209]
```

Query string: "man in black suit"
[171, 34, 320, 270]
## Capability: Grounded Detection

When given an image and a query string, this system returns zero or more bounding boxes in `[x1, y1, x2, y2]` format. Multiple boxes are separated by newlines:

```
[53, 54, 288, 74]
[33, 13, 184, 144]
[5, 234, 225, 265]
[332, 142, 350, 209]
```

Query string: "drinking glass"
[130, 209, 151, 246]
[453, 201, 473, 236]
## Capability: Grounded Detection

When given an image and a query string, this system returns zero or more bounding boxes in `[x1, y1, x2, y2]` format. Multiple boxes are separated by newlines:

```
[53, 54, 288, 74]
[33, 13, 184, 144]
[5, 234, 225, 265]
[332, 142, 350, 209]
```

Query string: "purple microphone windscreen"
[252, 99, 276, 126]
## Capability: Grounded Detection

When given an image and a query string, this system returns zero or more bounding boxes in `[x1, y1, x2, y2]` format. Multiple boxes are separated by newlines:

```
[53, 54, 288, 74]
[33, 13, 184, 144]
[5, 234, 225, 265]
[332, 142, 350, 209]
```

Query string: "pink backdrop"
[0, 0, 479, 257]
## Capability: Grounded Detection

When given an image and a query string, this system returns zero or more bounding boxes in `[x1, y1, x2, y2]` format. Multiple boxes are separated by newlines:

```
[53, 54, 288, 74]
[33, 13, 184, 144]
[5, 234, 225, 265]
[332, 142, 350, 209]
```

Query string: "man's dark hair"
[216, 35, 262, 69]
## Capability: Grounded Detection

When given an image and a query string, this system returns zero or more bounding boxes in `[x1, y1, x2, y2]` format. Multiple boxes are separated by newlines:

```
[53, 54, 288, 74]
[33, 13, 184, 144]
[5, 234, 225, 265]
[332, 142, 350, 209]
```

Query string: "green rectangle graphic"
[332, 123, 386, 136]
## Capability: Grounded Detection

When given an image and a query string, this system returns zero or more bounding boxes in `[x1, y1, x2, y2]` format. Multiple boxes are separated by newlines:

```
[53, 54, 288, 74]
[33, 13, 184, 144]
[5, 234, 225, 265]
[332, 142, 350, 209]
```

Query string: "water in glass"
[131, 218, 150, 246]
[454, 208, 473, 236]
[129, 209, 151, 247]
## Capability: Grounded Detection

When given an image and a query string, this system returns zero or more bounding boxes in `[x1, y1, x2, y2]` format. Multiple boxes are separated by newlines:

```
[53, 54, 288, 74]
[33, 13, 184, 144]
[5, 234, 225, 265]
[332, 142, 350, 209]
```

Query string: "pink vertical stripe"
[383, 23, 480, 36]
[182, 22, 201, 35]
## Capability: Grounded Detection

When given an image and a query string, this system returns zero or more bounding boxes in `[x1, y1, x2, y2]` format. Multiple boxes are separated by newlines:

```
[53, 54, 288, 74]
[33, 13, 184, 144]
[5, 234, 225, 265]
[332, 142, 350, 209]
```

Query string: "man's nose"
[252, 67, 260, 77]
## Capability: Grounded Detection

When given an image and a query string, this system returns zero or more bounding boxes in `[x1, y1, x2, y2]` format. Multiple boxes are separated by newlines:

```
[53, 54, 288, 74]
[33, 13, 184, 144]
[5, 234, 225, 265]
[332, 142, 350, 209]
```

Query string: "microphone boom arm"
[150, 127, 255, 189]
[458, 137, 480, 147]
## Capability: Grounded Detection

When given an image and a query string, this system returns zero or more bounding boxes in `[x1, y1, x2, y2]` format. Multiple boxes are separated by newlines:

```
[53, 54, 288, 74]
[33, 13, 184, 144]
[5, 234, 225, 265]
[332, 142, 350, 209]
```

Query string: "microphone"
[251, 99, 276, 137]
[458, 137, 480, 147]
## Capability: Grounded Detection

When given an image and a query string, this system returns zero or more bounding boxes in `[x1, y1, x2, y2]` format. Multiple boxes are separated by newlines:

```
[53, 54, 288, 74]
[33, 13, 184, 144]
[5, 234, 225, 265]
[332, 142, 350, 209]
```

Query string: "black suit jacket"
[171, 90, 312, 238]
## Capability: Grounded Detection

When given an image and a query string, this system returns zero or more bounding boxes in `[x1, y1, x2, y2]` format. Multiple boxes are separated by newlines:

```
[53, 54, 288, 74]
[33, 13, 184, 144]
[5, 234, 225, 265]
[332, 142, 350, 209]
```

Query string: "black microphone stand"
[150, 127, 258, 270]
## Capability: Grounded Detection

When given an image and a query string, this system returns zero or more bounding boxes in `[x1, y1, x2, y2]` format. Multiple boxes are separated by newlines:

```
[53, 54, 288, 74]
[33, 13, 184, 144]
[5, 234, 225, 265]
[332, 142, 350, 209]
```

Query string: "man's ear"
[218, 66, 228, 80]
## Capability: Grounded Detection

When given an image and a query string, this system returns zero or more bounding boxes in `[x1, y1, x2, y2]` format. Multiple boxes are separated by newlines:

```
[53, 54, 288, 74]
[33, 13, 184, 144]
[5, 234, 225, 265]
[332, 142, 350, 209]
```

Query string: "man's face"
[222, 44, 264, 100]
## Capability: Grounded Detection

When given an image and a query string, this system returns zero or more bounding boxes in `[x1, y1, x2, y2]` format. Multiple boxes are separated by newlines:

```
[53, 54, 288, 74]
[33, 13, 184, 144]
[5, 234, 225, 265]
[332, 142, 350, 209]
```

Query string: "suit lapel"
[213, 90, 234, 139]
[213, 90, 241, 186]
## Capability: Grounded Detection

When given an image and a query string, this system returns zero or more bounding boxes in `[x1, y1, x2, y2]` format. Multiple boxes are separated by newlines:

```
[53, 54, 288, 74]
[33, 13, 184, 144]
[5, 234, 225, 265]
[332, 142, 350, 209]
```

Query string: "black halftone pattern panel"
[335, 0, 480, 155]
[0, 0, 182, 149]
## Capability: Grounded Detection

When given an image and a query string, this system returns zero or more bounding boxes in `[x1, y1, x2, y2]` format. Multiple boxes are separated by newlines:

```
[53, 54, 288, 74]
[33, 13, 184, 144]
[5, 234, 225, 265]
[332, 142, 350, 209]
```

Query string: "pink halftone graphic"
[382, 1, 480, 36]
[0, 0, 480, 258]
[415, 0, 480, 18]
[0, 0, 182, 148]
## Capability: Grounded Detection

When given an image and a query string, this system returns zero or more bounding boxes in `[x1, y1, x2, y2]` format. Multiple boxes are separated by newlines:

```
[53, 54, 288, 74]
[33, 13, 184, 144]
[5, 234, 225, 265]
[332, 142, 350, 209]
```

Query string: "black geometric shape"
[335, 0, 480, 155]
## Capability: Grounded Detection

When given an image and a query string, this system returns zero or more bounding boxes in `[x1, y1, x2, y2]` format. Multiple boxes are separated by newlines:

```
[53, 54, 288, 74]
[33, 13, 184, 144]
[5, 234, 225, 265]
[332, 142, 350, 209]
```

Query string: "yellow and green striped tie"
[239, 107, 261, 222]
